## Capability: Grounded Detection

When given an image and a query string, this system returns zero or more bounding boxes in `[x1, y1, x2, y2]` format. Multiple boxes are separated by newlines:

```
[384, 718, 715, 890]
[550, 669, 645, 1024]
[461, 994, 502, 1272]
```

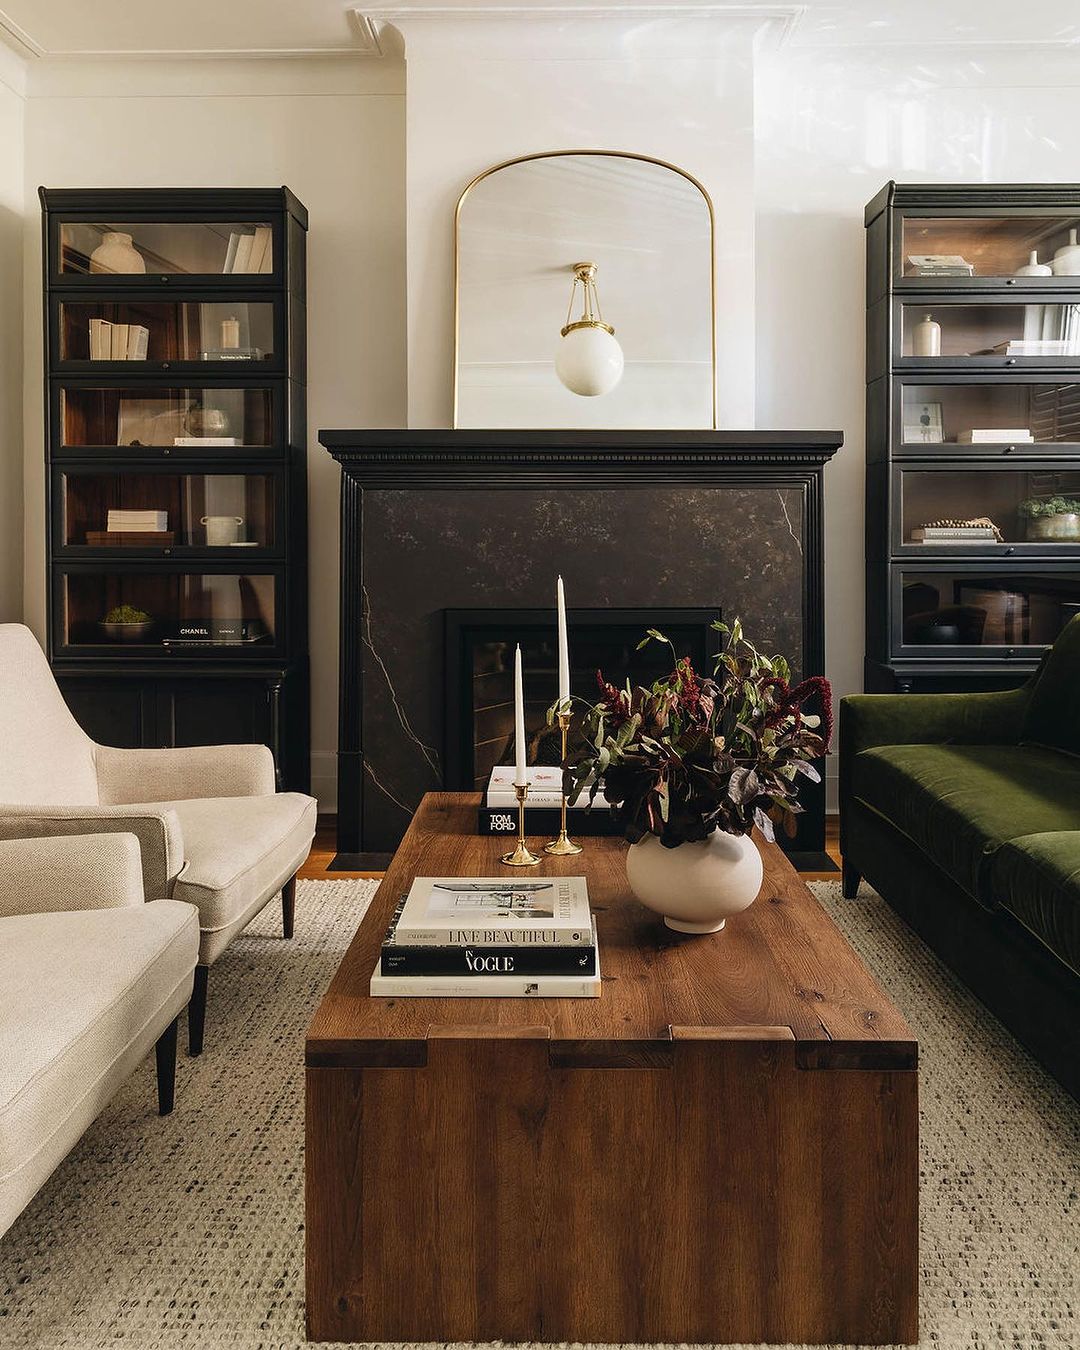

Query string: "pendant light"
[554, 261, 624, 397]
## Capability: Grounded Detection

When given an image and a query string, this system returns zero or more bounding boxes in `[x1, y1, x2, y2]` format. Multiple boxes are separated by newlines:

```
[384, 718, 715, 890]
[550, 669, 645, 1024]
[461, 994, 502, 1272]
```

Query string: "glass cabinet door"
[57, 299, 278, 368]
[59, 385, 275, 450]
[58, 470, 279, 553]
[57, 220, 275, 278]
[898, 215, 1080, 281]
[898, 380, 1080, 449]
[896, 568, 1080, 653]
[58, 570, 279, 651]
[896, 466, 1080, 551]
[899, 301, 1080, 364]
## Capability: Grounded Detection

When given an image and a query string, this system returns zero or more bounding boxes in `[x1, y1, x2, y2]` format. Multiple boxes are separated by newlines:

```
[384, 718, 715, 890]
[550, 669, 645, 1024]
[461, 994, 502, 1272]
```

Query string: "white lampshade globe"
[555, 325, 624, 397]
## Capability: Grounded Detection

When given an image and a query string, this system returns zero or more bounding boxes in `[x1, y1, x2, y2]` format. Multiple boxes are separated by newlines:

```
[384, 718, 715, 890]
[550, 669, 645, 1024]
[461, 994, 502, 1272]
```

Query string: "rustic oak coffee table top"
[306, 792, 916, 1071]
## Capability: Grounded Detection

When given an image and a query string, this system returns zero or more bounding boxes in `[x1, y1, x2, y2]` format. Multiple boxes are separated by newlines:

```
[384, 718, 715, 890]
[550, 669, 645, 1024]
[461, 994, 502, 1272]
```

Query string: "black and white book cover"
[390, 876, 592, 947]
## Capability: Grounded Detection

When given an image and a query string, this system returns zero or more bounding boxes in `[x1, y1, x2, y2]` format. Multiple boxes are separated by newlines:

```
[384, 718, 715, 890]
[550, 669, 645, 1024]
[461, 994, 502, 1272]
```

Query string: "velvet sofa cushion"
[850, 743, 1080, 904]
[1019, 614, 1080, 759]
[989, 832, 1080, 977]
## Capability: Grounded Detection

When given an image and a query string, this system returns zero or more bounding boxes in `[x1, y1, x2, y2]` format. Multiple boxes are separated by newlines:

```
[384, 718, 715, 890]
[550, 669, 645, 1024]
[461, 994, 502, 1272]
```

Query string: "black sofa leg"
[282, 873, 296, 939]
[188, 966, 208, 1057]
[842, 859, 862, 899]
[155, 1016, 178, 1115]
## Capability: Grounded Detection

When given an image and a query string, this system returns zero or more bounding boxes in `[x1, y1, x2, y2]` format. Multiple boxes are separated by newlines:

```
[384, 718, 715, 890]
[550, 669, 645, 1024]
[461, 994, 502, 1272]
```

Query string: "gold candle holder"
[545, 709, 583, 856]
[501, 782, 541, 867]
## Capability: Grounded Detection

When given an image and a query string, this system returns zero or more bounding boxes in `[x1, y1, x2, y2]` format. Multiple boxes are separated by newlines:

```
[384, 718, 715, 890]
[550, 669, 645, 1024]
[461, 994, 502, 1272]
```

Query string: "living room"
[1, 2, 1078, 1347]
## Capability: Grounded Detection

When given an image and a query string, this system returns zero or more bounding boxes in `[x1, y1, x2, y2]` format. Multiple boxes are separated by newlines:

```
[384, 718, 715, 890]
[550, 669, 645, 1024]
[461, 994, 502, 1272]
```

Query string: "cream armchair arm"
[0, 804, 184, 900]
[95, 742, 277, 804]
[0, 832, 145, 917]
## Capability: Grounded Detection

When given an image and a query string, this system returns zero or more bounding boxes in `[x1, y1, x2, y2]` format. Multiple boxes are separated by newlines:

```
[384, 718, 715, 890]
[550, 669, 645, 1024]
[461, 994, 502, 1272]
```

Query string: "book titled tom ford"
[389, 876, 592, 947]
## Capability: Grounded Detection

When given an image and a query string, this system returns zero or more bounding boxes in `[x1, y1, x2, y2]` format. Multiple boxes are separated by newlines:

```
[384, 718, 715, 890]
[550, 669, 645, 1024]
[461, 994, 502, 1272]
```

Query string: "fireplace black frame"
[319, 429, 843, 867]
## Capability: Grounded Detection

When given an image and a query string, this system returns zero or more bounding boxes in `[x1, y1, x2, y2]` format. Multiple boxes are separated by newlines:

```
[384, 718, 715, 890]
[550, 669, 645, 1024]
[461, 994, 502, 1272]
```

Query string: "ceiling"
[3, 0, 1080, 61]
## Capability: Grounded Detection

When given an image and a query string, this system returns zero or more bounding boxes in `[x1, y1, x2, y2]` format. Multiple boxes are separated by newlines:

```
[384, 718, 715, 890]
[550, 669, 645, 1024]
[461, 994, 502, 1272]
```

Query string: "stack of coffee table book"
[370, 875, 600, 998]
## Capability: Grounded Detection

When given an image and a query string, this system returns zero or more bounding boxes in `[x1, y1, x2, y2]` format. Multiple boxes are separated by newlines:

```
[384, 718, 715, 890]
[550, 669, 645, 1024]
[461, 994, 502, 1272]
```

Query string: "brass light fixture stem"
[545, 710, 583, 856]
[501, 782, 541, 867]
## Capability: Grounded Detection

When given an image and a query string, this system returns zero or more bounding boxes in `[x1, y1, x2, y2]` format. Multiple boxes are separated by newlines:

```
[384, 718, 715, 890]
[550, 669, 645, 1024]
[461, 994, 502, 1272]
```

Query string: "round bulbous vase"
[625, 830, 764, 934]
[89, 232, 145, 275]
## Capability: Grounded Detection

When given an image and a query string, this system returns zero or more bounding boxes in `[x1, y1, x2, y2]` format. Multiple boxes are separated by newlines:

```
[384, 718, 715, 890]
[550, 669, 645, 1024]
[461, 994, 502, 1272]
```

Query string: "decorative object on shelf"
[545, 576, 582, 856]
[907, 253, 973, 277]
[502, 644, 540, 866]
[903, 401, 944, 444]
[201, 514, 245, 546]
[117, 397, 185, 447]
[957, 428, 1034, 444]
[564, 618, 831, 933]
[1016, 249, 1052, 278]
[1018, 495, 1080, 541]
[184, 403, 231, 439]
[99, 604, 154, 643]
[912, 515, 1004, 544]
[1052, 228, 1080, 276]
[89, 232, 145, 275]
[220, 316, 241, 350]
[913, 312, 941, 357]
[554, 262, 624, 397]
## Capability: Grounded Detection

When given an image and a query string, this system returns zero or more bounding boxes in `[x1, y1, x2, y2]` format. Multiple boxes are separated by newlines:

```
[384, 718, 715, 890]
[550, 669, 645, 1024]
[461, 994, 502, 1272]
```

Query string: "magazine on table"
[388, 875, 592, 947]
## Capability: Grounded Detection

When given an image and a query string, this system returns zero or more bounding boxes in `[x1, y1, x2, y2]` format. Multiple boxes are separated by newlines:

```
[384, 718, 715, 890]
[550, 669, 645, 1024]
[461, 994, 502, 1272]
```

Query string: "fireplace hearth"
[319, 429, 842, 867]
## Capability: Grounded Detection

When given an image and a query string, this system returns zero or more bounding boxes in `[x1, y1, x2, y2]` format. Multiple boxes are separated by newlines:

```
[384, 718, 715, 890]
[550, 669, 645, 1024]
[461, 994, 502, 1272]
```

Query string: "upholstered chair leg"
[282, 874, 297, 939]
[155, 1016, 179, 1115]
[841, 859, 862, 899]
[188, 966, 209, 1057]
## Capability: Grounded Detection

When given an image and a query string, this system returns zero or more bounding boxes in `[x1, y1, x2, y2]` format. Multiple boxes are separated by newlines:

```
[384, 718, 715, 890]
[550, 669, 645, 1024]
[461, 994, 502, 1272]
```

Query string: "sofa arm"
[841, 685, 1030, 759]
[0, 804, 184, 900]
[95, 742, 277, 804]
[0, 832, 145, 917]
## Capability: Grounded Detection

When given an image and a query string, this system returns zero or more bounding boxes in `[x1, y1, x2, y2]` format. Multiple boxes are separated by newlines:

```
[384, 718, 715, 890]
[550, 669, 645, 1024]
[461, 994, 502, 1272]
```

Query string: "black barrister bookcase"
[41, 187, 309, 789]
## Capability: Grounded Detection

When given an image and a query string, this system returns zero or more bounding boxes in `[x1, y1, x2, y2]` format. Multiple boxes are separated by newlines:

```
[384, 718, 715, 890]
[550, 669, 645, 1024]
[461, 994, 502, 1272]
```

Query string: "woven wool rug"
[1, 876, 1077, 1350]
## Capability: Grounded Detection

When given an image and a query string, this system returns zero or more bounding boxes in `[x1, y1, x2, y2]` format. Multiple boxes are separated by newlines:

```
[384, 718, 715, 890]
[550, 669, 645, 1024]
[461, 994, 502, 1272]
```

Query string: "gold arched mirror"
[453, 150, 716, 429]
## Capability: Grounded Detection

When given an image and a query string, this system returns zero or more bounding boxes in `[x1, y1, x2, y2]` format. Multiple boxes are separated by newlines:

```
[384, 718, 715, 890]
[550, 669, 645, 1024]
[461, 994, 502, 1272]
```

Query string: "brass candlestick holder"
[545, 709, 583, 856]
[501, 782, 541, 867]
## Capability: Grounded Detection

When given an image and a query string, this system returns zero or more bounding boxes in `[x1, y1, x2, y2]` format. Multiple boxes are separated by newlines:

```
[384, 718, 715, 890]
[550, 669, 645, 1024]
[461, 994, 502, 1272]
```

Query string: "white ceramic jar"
[89, 232, 146, 275]
[625, 830, 764, 934]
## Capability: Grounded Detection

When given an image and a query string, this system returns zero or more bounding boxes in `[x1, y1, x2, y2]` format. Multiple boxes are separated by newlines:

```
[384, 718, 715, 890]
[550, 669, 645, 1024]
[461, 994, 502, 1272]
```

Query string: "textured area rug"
[0, 876, 1077, 1349]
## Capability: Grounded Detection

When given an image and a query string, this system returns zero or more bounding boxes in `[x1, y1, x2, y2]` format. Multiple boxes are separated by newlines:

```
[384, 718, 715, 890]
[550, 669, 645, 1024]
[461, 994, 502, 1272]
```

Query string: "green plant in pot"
[100, 603, 154, 643]
[561, 619, 831, 934]
[1018, 494, 1080, 541]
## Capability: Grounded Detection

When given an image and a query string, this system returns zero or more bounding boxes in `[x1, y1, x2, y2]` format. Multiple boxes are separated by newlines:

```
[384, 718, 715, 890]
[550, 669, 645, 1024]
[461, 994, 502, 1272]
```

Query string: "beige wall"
[20, 57, 406, 807]
[0, 49, 24, 623]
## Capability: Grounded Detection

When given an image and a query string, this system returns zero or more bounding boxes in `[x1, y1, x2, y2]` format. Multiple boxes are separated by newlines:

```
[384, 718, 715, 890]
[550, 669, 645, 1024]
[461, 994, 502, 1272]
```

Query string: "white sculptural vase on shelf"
[89, 232, 146, 275]
[625, 829, 764, 934]
[1052, 230, 1080, 277]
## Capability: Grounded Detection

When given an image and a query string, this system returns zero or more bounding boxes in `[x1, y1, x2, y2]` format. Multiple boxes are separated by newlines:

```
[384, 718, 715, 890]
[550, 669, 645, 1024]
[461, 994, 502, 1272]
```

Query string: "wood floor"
[298, 817, 844, 883]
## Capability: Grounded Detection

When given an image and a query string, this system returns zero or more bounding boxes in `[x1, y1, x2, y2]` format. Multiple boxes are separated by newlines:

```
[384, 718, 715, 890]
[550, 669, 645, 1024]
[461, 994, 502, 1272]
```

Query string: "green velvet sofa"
[840, 615, 1080, 1098]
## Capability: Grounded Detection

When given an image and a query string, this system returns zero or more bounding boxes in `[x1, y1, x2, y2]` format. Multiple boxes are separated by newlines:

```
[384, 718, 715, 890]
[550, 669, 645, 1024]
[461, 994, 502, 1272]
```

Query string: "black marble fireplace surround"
[319, 429, 843, 867]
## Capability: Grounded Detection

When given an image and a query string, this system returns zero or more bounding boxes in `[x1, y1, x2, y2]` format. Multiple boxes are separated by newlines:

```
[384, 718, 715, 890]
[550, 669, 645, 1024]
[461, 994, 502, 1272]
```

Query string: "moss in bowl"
[1018, 495, 1080, 542]
[100, 604, 154, 643]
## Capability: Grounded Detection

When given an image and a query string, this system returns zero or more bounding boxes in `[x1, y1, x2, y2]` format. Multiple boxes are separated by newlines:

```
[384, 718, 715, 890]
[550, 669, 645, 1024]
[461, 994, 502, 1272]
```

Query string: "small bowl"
[100, 620, 154, 643]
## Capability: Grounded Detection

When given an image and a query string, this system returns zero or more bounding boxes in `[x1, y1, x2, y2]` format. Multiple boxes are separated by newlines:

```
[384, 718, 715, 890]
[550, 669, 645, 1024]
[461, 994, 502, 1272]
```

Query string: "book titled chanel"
[389, 876, 592, 947]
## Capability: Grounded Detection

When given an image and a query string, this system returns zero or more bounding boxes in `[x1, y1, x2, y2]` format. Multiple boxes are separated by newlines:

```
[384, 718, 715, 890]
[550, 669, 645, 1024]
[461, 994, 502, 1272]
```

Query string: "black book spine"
[380, 944, 597, 976]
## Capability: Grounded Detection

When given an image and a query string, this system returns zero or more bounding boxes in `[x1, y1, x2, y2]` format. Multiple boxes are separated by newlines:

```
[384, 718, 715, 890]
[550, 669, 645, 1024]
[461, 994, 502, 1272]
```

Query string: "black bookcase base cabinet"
[865, 659, 1033, 695]
[55, 665, 309, 793]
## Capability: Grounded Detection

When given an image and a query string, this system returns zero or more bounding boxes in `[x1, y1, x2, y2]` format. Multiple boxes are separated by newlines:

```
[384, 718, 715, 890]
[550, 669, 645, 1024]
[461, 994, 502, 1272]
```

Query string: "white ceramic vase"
[625, 830, 764, 934]
[1052, 229, 1080, 276]
[89, 232, 145, 275]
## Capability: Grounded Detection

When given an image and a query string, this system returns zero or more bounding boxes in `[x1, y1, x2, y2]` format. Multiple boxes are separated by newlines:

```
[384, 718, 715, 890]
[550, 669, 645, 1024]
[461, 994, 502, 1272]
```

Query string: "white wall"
[21, 57, 406, 808]
[755, 43, 1080, 808]
[0, 47, 24, 622]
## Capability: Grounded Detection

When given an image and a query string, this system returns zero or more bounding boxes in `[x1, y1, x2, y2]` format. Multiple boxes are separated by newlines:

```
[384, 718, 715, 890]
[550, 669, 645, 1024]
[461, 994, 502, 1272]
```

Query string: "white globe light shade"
[554, 324, 625, 397]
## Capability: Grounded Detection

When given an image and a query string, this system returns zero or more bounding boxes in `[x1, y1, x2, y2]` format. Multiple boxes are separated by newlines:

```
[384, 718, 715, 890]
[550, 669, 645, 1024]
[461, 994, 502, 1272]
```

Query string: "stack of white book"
[911, 524, 997, 543]
[956, 429, 1034, 444]
[485, 765, 608, 810]
[222, 226, 273, 274]
[370, 875, 600, 998]
[107, 508, 168, 533]
[89, 320, 149, 360]
[996, 339, 1080, 357]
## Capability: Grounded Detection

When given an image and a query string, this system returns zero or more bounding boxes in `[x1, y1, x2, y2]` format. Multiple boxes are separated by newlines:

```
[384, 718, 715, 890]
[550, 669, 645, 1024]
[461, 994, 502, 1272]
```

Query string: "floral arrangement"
[1018, 495, 1080, 519]
[561, 619, 831, 848]
[103, 604, 151, 624]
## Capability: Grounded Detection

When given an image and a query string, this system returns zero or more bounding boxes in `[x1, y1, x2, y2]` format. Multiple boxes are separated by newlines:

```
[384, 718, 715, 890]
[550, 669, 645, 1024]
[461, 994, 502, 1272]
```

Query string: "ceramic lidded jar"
[625, 829, 764, 934]
[89, 232, 146, 275]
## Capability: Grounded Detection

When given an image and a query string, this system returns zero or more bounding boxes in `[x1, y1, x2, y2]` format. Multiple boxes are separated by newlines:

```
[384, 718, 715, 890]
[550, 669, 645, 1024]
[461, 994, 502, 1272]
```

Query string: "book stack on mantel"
[478, 765, 618, 837]
[370, 875, 600, 998]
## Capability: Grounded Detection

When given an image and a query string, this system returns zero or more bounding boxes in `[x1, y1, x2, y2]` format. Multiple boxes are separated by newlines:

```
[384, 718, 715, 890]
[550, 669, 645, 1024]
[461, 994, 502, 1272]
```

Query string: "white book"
[128, 325, 149, 360]
[246, 225, 272, 275]
[108, 509, 168, 531]
[391, 875, 592, 947]
[485, 764, 608, 809]
[110, 323, 129, 360]
[957, 429, 1034, 443]
[222, 232, 240, 274]
[371, 924, 601, 998]
[231, 233, 255, 274]
[171, 436, 239, 446]
[89, 318, 111, 359]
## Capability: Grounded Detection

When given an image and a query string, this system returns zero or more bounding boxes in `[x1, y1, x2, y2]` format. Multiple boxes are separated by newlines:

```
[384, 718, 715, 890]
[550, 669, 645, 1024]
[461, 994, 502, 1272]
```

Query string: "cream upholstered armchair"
[0, 624, 316, 1055]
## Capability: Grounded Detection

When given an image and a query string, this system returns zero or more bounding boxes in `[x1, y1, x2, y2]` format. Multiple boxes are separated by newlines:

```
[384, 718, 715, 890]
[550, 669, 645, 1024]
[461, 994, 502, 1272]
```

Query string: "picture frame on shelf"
[903, 401, 944, 445]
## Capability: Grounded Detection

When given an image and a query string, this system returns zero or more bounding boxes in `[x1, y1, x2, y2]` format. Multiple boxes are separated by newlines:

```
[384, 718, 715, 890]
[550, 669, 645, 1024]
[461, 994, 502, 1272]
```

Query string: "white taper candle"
[557, 575, 570, 705]
[514, 643, 527, 788]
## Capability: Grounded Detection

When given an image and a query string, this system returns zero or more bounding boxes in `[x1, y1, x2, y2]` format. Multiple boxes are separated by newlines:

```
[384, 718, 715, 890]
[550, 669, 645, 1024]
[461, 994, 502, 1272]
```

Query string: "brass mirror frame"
[452, 148, 718, 429]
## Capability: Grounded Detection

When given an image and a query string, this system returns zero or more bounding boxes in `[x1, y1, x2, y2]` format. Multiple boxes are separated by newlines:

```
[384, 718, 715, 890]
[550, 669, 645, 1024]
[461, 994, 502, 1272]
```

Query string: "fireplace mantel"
[320, 429, 843, 865]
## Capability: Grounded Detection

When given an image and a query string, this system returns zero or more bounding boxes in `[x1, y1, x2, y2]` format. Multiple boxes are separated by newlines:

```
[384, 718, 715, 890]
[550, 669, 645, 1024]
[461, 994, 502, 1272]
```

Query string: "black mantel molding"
[320, 428, 844, 863]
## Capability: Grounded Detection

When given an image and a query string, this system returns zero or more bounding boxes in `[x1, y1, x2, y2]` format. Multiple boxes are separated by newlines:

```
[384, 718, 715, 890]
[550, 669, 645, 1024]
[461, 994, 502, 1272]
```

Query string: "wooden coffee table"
[306, 793, 918, 1345]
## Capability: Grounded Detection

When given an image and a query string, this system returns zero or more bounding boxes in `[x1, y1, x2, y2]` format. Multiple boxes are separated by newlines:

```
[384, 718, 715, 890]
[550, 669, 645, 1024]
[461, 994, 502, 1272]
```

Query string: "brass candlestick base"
[545, 709, 583, 856]
[502, 782, 541, 867]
